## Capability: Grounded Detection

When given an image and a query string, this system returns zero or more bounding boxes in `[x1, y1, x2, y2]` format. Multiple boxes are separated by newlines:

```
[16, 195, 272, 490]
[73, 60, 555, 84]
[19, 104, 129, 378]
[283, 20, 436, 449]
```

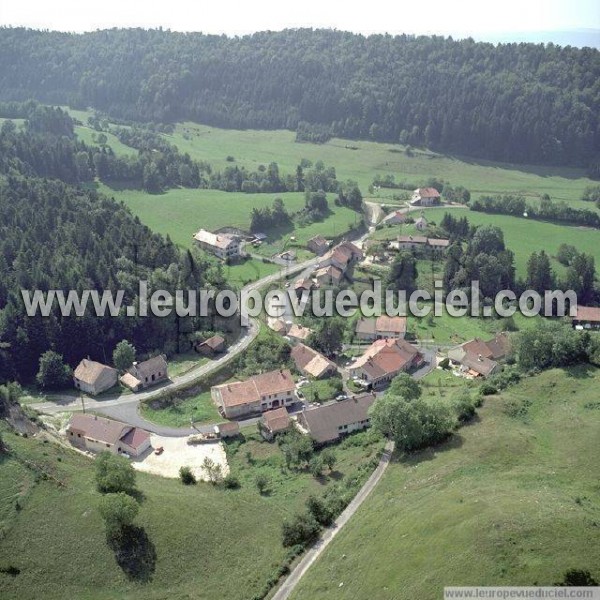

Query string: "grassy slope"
[373, 209, 600, 277]
[97, 185, 357, 250]
[0, 425, 382, 600]
[164, 122, 596, 206]
[291, 366, 600, 600]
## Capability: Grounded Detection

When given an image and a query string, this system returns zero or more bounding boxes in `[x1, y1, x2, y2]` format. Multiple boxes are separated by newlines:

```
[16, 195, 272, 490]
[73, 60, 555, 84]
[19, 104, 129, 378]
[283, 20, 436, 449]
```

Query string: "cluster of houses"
[447, 333, 510, 378]
[73, 355, 169, 396]
[312, 240, 364, 287]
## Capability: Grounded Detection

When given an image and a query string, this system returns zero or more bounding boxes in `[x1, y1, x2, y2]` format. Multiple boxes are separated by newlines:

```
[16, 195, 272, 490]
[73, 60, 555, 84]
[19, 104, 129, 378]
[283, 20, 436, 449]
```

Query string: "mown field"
[290, 366, 600, 600]
[373, 208, 600, 277]
[0, 423, 383, 600]
[162, 122, 596, 206]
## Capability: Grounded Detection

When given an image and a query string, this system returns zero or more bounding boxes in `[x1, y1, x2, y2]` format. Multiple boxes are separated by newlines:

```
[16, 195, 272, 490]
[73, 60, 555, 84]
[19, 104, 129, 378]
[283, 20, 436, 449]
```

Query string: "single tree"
[95, 451, 137, 495]
[36, 351, 71, 390]
[113, 340, 136, 373]
[98, 492, 139, 536]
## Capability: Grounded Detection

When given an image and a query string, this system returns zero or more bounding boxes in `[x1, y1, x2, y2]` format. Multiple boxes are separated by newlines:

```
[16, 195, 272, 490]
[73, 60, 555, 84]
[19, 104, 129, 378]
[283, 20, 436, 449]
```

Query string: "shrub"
[282, 512, 321, 548]
[555, 568, 598, 586]
[439, 357, 450, 370]
[479, 383, 498, 396]
[309, 456, 324, 477]
[255, 473, 270, 495]
[306, 495, 334, 526]
[98, 492, 139, 535]
[179, 466, 196, 485]
[222, 474, 240, 489]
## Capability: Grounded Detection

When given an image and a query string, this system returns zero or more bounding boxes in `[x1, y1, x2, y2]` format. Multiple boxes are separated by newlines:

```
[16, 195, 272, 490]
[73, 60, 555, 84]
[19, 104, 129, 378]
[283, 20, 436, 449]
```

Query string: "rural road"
[29, 235, 373, 432]
[272, 439, 395, 600]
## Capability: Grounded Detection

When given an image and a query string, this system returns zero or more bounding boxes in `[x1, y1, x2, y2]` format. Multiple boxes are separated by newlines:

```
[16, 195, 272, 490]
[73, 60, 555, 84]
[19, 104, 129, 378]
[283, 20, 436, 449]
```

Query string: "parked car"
[154, 446, 164, 456]
[336, 394, 349, 401]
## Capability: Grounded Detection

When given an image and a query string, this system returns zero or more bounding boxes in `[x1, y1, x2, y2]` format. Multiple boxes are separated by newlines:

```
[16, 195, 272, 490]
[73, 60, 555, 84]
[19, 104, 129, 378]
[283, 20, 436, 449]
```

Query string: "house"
[354, 316, 407, 341]
[279, 250, 296, 262]
[314, 265, 343, 287]
[393, 235, 429, 252]
[295, 393, 377, 445]
[214, 421, 240, 439]
[382, 210, 408, 225]
[427, 238, 450, 252]
[211, 369, 296, 419]
[120, 355, 168, 392]
[354, 317, 378, 341]
[573, 305, 600, 330]
[307, 235, 329, 256]
[348, 338, 422, 388]
[193, 229, 241, 261]
[411, 187, 441, 207]
[269, 319, 289, 335]
[414, 216, 428, 231]
[287, 324, 314, 344]
[195, 335, 226, 356]
[67, 414, 151, 457]
[374, 316, 407, 339]
[291, 343, 337, 379]
[259, 407, 291, 441]
[293, 277, 315, 297]
[319, 241, 363, 274]
[447, 334, 510, 378]
[73, 359, 118, 396]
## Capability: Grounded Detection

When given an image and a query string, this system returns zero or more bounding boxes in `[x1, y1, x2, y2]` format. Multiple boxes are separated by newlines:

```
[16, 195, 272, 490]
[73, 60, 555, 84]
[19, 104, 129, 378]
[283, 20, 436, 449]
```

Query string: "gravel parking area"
[132, 434, 229, 481]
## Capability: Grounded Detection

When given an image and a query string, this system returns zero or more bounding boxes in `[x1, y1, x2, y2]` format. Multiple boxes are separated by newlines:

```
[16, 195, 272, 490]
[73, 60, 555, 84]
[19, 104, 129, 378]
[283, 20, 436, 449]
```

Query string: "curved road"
[29, 246, 369, 434]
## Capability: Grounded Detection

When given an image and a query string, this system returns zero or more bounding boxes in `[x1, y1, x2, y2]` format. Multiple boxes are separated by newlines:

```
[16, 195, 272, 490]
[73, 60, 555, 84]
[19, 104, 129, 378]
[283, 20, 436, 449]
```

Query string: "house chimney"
[478, 354, 483, 361]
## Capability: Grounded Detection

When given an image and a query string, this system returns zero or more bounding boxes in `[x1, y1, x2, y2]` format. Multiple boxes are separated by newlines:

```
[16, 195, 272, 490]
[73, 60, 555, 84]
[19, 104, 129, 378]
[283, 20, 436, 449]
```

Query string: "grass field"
[160, 122, 596, 206]
[373, 208, 600, 277]
[141, 389, 222, 426]
[0, 422, 383, 600]
[290, 366, 600, 600]
[98, 185, 357, 251]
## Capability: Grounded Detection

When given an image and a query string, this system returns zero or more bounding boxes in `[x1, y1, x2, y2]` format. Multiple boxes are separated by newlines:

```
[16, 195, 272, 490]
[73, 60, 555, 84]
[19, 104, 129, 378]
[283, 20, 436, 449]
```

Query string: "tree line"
[0, 28, 598, 170]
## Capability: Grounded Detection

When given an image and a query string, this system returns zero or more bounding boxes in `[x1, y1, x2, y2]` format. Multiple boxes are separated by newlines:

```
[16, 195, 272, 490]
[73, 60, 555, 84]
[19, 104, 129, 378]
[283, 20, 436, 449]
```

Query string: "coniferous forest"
[0, 27, 598, 169]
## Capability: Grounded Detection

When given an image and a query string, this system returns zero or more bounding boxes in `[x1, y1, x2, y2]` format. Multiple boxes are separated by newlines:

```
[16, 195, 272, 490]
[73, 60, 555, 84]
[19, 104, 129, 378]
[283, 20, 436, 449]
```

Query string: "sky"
[0, 0, 598, 38]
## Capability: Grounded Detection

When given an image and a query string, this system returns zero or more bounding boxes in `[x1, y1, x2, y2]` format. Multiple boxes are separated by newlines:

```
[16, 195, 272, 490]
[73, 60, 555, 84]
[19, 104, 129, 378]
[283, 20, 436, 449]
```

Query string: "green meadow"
[0, 422, 383, 600]
[373, 208, 600, 277]
[291, 366, 600, 600]
[162, 122, 595, 205]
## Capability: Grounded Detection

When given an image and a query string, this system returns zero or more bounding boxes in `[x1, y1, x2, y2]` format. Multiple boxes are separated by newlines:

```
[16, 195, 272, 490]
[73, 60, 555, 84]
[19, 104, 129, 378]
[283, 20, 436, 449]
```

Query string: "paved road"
[272, 440, 395, 600]
[30, 257, 323, 427]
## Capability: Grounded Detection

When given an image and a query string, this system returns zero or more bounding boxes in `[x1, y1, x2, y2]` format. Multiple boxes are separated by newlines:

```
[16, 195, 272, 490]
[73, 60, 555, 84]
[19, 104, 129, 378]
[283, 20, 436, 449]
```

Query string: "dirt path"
[272, 439, 395, 600]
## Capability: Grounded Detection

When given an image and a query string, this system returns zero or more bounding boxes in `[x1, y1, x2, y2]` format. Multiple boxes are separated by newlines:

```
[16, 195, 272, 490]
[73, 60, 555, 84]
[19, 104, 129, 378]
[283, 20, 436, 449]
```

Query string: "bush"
[479, 383, 498, 396]
[255, 473, 270, 495]
[179, 466, 196, 485]
[306, 495, 334, 526]
[452, 392, 477, 422]
[309, 456, 324, 477]
[282, 512, 321, 548]
[555, 568, 598, 586]
[439, 357, 450, 370]
[222, 474, 240, 489]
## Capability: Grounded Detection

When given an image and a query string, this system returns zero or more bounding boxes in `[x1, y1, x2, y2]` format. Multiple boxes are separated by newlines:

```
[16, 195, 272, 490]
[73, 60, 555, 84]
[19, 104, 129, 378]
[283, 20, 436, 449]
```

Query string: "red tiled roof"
[120, 427, 151, 450]
[576, 306, 600, 322]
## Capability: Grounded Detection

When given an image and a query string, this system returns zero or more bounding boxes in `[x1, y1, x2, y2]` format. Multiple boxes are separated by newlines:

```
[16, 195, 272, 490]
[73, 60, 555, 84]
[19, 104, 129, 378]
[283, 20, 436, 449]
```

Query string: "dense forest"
[0, 107, 228, 384]
[0, 28, 598, 169]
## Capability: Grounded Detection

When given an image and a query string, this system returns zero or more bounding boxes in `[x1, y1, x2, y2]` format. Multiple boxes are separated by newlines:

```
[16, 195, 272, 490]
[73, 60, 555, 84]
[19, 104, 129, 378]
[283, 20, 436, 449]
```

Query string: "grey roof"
[300, 393, 376, 443]
[130, 355, 168, 380]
